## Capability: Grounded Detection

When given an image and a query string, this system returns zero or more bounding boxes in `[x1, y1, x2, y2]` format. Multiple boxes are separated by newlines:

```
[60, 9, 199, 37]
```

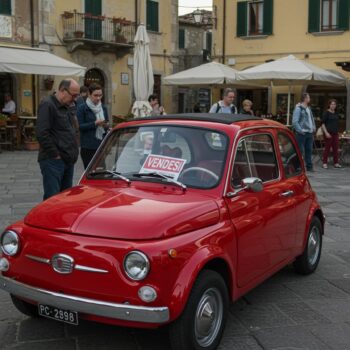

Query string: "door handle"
[280, 190, 294, 198]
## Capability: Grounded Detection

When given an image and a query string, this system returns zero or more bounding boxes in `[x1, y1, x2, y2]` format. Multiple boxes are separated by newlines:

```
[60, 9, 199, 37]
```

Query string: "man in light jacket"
[292, 93, 316, 172]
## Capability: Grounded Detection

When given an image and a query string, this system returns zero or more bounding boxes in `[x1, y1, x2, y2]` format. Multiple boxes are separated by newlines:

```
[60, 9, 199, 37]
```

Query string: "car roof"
[131, 113, 261, 125]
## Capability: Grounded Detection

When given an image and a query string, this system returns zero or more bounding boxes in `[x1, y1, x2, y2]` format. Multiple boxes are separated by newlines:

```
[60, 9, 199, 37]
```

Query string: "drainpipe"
[135, 0, 138, 27]
[30, 0, 37, 114]
[222, 0, 226, 64]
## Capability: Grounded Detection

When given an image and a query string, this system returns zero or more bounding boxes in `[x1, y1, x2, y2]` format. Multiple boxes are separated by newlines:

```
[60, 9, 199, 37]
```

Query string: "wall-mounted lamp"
[192, 6, 217, 29]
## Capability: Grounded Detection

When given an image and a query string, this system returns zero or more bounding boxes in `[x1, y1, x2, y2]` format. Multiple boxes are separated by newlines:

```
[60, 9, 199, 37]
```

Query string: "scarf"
[86, 97, 105, 140]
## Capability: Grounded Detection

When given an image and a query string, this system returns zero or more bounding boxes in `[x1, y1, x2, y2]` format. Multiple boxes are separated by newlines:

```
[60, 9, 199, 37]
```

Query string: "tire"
[169, 270, 229, 350]
[11, 295, 38, 317]
[293, 216, 322, 275]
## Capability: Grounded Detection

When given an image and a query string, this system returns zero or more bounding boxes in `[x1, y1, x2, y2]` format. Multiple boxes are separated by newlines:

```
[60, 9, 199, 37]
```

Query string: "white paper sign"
[0, 16, 12, 38]
[140, 154, 186, 180]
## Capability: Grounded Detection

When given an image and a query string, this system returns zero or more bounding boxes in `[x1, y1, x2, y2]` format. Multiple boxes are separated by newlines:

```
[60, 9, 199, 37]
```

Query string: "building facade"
[0, 0, 179, 117]
[213, 0, 350, 129]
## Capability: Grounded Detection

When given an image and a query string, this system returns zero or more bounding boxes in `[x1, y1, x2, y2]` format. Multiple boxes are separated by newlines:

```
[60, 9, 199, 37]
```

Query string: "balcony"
[61, 11, 135, 57]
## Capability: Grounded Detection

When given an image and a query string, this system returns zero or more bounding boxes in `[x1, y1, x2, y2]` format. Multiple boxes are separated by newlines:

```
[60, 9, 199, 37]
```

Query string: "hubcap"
[195, 287, 223, 347]
[308, 226, 321, 266]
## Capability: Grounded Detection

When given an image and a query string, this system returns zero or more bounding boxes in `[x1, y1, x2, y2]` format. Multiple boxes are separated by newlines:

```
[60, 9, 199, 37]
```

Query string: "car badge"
[51, 254, 74, 274]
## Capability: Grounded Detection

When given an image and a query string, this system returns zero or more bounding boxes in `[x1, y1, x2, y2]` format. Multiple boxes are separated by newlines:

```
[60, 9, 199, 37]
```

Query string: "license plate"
[38, 304, 78, 325]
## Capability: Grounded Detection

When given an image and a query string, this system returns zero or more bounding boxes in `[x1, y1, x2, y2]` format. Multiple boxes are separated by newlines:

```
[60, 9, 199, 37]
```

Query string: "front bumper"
[0, 275, 169, 324]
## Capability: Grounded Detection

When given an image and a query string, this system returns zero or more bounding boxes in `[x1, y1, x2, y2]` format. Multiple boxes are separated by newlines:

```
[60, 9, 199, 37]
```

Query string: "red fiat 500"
[0, 114, 324, 350]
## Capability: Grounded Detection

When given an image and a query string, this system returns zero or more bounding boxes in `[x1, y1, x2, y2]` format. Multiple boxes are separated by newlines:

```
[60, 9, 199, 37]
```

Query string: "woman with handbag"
[321, 99, 341, 169]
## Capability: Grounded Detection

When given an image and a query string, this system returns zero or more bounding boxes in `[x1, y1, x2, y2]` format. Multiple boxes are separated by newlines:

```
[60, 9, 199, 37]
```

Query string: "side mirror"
[242, 177, 263, 192]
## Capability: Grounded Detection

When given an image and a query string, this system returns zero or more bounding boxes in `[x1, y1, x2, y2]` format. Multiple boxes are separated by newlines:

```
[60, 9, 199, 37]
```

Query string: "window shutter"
[308, 0, 320, 33]
[147, 0, 159, 32]
[237, 1, 248, 37]
[0, 0, 11, 15]
[338, 0, 350, 30]
[179, 28, 185, 49]
[263, 0, 273, 35]
[206, 32, 212, 53]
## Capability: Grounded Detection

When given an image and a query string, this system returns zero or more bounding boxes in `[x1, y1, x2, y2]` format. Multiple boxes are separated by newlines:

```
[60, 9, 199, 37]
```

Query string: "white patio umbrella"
[236, 55, 346, 124]
[132, 24, 154, 117]
[163, 62, 239, 85]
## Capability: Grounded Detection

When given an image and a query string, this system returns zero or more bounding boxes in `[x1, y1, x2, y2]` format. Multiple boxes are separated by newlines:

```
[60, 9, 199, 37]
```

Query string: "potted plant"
[24, 129, 39, 151]
[62, 11, 74, 19]
[73, 30, 84, 38]
[44, 77, 54, 90]
[0, 113, 8, 127]
[114, 24, 127, 43]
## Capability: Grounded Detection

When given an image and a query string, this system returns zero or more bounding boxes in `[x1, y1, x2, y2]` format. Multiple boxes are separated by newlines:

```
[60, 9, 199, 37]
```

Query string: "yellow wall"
[213, 0, 350, 114]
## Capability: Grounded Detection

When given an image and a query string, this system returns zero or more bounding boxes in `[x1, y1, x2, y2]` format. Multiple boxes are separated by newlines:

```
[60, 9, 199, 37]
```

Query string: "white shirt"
[2, 100, 16, 114]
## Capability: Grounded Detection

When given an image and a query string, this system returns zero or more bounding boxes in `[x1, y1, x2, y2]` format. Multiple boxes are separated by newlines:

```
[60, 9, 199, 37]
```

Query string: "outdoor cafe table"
[18, 115, 37, 148]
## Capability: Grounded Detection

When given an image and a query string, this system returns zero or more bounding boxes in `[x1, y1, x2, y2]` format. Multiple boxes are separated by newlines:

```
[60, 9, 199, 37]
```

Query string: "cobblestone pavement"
[1, 151, 350, 350]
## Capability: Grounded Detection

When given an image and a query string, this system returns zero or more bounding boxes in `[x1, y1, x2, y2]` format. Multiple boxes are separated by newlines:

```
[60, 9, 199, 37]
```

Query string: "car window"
[232, 133, 278, 188]
[87, 126, 229, 189]
[277, 132, 302, 177]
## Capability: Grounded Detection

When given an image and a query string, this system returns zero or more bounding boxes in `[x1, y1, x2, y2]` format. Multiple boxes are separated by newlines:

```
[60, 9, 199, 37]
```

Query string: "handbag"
[316, 126, 324, 139]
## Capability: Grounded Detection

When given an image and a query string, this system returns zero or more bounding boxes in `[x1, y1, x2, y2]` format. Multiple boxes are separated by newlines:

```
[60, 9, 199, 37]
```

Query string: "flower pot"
[24, 141, 39, 151]
[74, 31, 84, 38]
[115, 34, 127, 43]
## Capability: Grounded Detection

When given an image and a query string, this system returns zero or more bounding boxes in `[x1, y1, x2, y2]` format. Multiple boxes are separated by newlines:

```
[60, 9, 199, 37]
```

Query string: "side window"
[232, 134, 278, 188]
[278, 133, 302, 177]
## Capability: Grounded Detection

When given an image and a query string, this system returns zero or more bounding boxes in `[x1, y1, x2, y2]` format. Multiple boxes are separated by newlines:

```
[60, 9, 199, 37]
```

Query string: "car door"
[225, 131, 296, 288]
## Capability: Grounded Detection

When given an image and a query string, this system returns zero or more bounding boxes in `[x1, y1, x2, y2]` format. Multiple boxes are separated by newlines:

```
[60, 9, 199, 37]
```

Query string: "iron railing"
[62, 11, 135, 44]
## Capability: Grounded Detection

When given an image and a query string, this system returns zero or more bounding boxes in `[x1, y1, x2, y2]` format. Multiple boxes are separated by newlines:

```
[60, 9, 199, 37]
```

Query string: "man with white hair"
[2, 93, 16, 115]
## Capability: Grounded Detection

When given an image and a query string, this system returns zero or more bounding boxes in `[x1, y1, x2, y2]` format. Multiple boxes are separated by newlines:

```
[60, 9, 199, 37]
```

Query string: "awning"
[0, 45, 86, 76]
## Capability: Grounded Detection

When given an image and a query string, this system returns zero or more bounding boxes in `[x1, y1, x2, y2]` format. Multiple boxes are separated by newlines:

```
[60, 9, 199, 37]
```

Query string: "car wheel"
[169, 270, 229, 350]
[293, 216, 322, 275]
[11, 295, 38, 317]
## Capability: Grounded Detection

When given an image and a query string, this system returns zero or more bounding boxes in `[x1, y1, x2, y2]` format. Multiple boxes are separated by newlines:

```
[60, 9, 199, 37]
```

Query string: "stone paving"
[1, 150, 350, 349]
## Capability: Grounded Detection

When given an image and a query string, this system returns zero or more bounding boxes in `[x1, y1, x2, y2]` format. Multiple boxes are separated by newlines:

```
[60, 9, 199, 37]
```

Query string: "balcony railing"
[62, 11, 135, 45]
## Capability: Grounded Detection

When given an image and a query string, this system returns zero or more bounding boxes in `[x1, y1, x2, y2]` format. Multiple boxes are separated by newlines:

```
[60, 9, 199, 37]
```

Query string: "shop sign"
[0, 16, 12, 38]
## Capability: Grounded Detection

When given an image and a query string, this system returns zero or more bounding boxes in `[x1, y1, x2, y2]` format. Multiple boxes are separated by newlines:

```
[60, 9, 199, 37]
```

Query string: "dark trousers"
[296, 132, 314, 170]
[323, 133, 339, 164]
[80, 148, 97, 169]
[39, 158, 74, 200]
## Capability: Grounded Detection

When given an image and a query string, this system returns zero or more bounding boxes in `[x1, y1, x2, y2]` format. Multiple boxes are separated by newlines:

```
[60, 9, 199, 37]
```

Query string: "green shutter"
[179, 29, 185, 49]
[237, 1, 248, 37]
[338, 0, 350, 30]
[147, 0, 159, 32]
[308, 0, 320, 33]
[263, 0, 273, 35]
[85, 0, 101, 15]
[85, 0, 102, 40]
[0, 0, 11, 15]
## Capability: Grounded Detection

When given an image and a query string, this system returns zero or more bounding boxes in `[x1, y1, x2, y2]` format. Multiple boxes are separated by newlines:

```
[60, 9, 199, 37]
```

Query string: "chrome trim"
[75, 264, 108, 274]
[25, 254, 109, 274]
[0, 275, 169, 323]
[51, 254, 74, 274]
[26, 254, 50, 264]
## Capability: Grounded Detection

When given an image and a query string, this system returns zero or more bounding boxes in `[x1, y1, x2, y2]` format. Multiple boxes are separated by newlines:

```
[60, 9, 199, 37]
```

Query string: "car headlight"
[123, 251, 150, 281]
[1, 230, 20, 256]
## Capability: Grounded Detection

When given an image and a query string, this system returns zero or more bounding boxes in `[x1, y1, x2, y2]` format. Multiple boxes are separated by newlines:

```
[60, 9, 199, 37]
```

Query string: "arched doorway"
[0, 73, 14, 110]
[84, 68, 105, 102]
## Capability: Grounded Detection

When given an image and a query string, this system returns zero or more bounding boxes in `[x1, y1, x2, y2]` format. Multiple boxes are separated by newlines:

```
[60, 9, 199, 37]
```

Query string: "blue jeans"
[296, 132, 314, 170]
[39, 158, 74, 200]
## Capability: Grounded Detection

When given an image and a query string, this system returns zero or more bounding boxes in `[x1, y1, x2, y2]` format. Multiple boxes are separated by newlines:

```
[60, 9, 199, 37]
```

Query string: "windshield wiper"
[89, 170, 131, 184]
[131, 172, 187, 191]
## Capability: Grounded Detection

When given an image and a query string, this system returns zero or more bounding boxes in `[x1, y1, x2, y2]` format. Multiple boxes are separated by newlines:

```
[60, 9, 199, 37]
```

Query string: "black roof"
[130, 113, 261, 125]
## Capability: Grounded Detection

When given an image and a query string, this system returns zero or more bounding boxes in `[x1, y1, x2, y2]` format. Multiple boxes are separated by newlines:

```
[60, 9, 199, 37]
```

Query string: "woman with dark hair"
[77, 83, 109, 169]
[321, 99, 341, 169]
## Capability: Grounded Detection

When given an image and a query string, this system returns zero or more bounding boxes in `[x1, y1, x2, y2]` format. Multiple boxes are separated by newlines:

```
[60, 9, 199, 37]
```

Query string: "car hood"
[24, 185, 220, 240]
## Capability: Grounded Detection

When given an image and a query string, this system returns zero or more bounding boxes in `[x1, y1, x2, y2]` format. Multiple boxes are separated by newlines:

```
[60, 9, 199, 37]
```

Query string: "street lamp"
[193, 8, 202, 24]
[192, 6, 217, 29]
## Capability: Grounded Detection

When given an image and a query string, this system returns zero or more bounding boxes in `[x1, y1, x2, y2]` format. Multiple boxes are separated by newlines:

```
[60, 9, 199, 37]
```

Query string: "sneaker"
[334, 163, 342, 168]
[322, 164, 328, 169]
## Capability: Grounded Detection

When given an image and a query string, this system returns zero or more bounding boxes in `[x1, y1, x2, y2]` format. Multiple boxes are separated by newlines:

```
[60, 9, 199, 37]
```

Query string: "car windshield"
[86, 125, 229, 189]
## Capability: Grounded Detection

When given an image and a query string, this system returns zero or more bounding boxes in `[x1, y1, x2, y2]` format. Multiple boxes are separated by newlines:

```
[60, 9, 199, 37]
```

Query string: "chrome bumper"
[0, 275, 169, 324]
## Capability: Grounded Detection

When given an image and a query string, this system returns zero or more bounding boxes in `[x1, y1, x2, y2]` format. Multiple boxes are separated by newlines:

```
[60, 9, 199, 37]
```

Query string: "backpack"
[215, 102, 237, 114]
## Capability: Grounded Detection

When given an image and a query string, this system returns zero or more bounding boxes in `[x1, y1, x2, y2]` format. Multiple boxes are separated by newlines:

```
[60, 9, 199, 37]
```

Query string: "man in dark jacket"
[36, 79, 80, 200]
